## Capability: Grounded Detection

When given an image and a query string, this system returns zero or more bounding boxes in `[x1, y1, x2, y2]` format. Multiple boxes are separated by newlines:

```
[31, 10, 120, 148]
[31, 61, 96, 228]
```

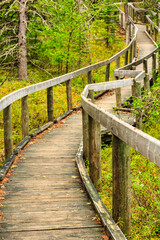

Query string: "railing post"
[105, 63, 110, 82]
[3, 105, 13, 159]
[131, 68, 136, 97]
[135, 11, 138, 23]
[47, 86, 54, 122]
[22, 95, 29, 138]
[152, 53, 157, 82]
[144, 74, 150, 93]
[87, 71, 92, 84]
[112, 134, 131, 236]
[121, 13, 123, 28]
[66, 79, 72, 110]
[154, 28, 157, 42]
[134, 38, 137, 58]
[115, 58, 122, 108]
[125, 50, 128, 65]
[88, 89, 102, 192]
[129, 44, 133, 63]
[82, 108, 89, 161]
[134, 80, 142, 129]
[143, 59, 148, 74]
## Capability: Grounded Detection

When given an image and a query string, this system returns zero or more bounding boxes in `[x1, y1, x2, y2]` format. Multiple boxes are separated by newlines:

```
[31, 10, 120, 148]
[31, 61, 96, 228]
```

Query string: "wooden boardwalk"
[0, 113, 106, 239]
[0, 24, 156, 239]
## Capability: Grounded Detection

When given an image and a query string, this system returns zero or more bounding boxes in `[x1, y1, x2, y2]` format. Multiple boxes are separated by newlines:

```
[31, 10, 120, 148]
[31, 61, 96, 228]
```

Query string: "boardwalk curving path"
[0, 24, 157, 239]
[96, 24, 157, 113]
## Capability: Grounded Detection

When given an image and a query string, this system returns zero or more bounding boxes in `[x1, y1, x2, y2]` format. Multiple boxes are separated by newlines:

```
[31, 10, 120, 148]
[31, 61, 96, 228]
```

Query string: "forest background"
[0, 0, 160, 239]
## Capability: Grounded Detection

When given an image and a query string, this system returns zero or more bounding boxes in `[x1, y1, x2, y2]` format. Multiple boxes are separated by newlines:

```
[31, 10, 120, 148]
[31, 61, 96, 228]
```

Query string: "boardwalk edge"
[75, 140, 127, 240]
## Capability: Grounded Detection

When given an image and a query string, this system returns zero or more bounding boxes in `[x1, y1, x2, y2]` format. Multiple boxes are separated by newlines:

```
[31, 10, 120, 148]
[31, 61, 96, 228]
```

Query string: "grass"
[100, 75, 160, 239]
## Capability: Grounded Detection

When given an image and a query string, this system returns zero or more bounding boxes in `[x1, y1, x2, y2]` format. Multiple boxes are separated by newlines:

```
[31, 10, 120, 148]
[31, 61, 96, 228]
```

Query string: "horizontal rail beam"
[81, 84, 160, 168]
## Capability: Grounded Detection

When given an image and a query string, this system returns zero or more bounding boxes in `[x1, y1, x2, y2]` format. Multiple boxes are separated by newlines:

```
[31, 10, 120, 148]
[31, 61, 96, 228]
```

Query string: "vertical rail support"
[82, 108, 89, 162]
[131, 68, 136, 97]
[66, 79, 72, 111]
[154, 28, 157, 42]
[143, 59, 150, 93]
[121, 13, 123, 28]
[112, 134, 131, 236]
[105, 63, 110, 82]
[143, 59, 148, 74]
[47, 86, 54, 122]
[22, 95, 29, 138]
[144, 74, 150, 93]
[115, 58, 122, 108]
[135, 11, 138, 23]
[134, 80, 142, 129]
[152, 53, 157, 82]
[3, 105, 13, 159]
[88, 89, 102, 192]
[134, 37, 137, 58]
[129, 44, 133, 63]
[87, 70, 92, 84]
[125, 50, 128, 65]
[129, 22, 131, 42]
[146, 22, 149, 33]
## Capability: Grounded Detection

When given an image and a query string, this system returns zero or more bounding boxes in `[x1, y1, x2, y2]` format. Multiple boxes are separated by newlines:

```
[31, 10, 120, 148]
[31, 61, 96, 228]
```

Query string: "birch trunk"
[18, 0, 27, 80]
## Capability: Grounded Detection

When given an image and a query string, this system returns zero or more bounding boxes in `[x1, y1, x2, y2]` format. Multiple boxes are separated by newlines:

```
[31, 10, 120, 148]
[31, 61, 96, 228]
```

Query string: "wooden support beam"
[144, 73, 150, 93]
[135, 80, 142, 129]
[105, 63, 110, 82]
[112, 134, 131, 236]
[116, 57, 120, 69]
[88, 89, 102, 192]
[66, 79, 72, 111]
[47, 87, 54, 122]
[3, 105, 13, 159]
[121, 13, 124, 28]
[125, 50, 128, 65]
[152, 53, 157, 82]
[143, 59, 148, 73]
[115, 58, 121, 108]
[131, 68, 136, 97]
[129, 44, 133, 63]
[21, 95, 29, 138]
[87, 71, 92, 84]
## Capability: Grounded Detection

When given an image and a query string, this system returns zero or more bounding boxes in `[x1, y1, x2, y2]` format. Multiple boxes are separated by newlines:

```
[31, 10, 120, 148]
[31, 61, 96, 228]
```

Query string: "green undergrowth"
[0, 22, 126, 165]
[100, 75, 160, 239]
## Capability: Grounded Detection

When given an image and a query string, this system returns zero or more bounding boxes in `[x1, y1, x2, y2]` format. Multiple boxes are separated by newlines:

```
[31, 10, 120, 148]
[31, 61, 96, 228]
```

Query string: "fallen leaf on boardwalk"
[72, 159, 76, 162]
[43, 176, 46, 178]
[101, 235, 109, 240]
[11, 165, 17, 169]
[92, 217, 97, 221]
[71, 176, 77, 179]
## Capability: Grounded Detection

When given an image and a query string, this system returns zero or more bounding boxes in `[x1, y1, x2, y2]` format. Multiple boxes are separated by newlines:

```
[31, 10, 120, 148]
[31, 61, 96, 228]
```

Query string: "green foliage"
[100, 75, 160, 239]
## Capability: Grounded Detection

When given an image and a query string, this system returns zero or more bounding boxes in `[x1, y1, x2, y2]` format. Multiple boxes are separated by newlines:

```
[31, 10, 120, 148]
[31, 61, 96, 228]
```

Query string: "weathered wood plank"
[0, 227, 104, 240]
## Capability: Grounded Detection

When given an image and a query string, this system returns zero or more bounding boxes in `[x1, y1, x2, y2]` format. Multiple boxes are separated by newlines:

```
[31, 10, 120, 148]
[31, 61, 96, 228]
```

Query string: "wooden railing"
[0, 2, 159, 239]
[81, 2, 159, 239]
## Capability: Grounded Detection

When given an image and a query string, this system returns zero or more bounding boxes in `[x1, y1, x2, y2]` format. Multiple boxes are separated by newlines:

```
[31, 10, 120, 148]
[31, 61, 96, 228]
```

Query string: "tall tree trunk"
[18, 0, 27, 80]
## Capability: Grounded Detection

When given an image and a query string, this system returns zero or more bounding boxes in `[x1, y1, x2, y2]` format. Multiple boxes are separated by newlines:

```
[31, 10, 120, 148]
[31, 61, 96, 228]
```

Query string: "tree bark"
[18, 0, 27, 80]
